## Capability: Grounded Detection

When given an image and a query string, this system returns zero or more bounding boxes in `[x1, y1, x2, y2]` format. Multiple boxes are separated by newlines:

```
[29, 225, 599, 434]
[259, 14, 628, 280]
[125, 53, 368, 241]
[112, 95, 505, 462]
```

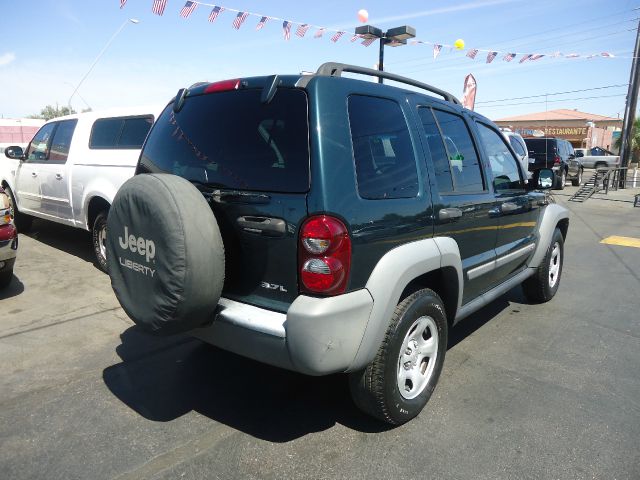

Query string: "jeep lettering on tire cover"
[106, 174, 225, 335]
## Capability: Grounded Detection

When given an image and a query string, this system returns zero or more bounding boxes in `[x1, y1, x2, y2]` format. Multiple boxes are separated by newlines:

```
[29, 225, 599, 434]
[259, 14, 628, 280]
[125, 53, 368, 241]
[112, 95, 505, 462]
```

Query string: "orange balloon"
[358, 9, 369, 23]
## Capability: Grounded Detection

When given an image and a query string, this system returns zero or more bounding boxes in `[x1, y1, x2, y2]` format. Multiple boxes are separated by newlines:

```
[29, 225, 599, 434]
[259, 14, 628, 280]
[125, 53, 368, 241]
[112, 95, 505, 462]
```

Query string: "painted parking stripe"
[600, 236, 640, 249]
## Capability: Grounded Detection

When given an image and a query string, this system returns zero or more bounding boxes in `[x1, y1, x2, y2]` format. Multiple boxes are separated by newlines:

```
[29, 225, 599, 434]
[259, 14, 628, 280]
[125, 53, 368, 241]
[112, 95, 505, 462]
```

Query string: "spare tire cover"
[106, 173, 225, 335]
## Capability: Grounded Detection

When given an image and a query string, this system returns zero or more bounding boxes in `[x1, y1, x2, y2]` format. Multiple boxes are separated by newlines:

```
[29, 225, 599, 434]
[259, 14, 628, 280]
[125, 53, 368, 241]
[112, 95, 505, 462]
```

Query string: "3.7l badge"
[260, 281, 287, 293]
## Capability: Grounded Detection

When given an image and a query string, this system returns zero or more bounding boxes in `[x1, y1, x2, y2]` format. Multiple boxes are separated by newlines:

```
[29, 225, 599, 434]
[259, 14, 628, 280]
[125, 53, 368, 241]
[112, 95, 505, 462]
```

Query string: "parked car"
[0, 186, 18, 288]
[1, 106, 161, 271]
[574, 147, 620, 169]
[524, 137, 583, 189]
[105, 63, 568, 425]
[500, 129, 531, 177]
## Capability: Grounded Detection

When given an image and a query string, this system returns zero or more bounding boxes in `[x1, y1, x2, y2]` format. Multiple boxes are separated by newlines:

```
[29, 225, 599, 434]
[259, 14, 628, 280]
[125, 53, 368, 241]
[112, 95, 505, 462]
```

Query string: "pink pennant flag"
[330, 31, 345, 42]
[314, 27, 326, 38]
[256, 16, 269, 30]
[232, 12, 249, 30]
[433, 44, 442, 59]
[362, 37, 376, 47]
[296, 24, 310, 38]
[208, 6, 224, 22]
[519, 54, 532, 63]
[283, 20, 292, 40]
[152, 0, 167, 16]
[601, 52, 615, 58]
[466, 49, 478, 59]
[486, 51, 498, 63]
[120, 0, 127, 9]
[179, 1, 198, 18]
[503, 52, 516, 62]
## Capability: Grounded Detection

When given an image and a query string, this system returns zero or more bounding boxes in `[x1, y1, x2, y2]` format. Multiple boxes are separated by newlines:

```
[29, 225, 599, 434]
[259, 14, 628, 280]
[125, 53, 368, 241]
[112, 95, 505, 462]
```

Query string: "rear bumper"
[192, 289, 374, 376]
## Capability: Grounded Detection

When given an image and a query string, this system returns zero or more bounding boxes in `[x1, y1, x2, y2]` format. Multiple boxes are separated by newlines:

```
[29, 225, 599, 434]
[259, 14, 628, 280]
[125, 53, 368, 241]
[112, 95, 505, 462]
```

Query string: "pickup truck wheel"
[554, 169, 566, 190]
[106, 174, 225, 335]
[92, 210, 109, 273]
[595, 162, 607, 170]
[349, 288, 447, 425]
[571, 168, 583, 186]
[522, 228, 564, 303]
[5, 186, 32, 232]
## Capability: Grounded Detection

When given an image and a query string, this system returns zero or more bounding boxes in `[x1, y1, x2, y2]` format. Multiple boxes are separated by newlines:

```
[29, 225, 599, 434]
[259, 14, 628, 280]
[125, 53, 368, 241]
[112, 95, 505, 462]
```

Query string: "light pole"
[355, 24, 416, 83]
[68, 18, 139, 110]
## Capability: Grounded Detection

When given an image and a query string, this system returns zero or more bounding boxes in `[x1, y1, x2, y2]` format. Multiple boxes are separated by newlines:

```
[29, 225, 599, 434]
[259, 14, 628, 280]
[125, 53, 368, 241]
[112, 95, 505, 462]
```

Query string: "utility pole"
[618, 18, 640, 188]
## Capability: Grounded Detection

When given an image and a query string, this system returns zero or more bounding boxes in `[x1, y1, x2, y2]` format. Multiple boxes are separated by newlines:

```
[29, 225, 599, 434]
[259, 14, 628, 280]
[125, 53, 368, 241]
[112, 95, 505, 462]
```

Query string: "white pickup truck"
[1, 106, 160, 271]
[574, 147, 620, 169]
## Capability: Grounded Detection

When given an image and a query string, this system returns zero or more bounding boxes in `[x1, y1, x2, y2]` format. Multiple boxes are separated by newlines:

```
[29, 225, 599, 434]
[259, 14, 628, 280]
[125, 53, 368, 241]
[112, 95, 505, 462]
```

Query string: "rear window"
[90, 116, 154, 149]
[524, 139, 556, 157]
[139, 89, 309, 193]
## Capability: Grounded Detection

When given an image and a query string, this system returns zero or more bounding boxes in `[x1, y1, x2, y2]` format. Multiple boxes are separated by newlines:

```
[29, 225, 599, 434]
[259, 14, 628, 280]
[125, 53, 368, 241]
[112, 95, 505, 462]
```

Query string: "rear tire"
[92, 209, 109, 273]
[554, 169, 566, 190]
[595, 162, 607, 170]
[5, 186, 32, 232]
[0, 271, 12, 289]
[349, 288, 448, 425]
[522, 228, 564, 303]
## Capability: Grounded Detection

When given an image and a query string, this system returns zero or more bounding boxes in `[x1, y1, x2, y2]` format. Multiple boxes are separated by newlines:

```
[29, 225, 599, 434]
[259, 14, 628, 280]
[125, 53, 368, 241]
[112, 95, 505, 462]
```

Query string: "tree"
[614, 117, 640, 164]
[28, 104, 76, 121]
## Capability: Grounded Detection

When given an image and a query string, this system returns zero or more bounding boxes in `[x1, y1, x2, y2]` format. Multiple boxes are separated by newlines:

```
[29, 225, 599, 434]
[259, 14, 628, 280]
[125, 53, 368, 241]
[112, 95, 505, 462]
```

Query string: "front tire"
[349, 288, 448, 425]
[92, 210, 109, 272]
[522, 228, 564, 303]
[5, 186, 32, 232]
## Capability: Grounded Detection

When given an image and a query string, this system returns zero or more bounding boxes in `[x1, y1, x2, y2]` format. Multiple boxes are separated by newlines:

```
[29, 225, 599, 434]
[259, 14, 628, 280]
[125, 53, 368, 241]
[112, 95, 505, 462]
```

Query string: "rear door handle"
[438, 208, 463, 221]
[31, 172, 37, 178]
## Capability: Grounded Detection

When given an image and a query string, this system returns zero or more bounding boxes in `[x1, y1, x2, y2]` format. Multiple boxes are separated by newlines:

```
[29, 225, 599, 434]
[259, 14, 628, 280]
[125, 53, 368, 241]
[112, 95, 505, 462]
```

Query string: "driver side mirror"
[4, 146, 25, 160]
[531, 168, 554, 190]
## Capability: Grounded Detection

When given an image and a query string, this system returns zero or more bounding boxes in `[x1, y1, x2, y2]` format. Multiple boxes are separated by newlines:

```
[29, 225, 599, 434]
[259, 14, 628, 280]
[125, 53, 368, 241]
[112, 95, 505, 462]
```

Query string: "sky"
[1, 0, 639, 121]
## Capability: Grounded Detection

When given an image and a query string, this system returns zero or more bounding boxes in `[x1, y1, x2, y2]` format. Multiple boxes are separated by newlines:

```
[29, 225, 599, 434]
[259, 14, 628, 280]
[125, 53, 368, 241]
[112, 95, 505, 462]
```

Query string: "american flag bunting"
[433, 44, 442, 59]
[350, 34, 360, 42]
[232, 12, 249, 29]
[256, 16, 269, 30]
[120, 0, 127, 9]
[296, 24, 310, 37]
[529, 54, 544, 61]
[466, 49, 478, 59]
[330, 31, 345, 42]
[519, 54, 532, 63]
[208, 6, 224, 22]
[601, 52, 614, 58]
[179, 1, 198, 18]
[152, 0, 167, 16]
[503, 52, 516, 62]
[362, 37, 376, 47]
[486, 51, 498, 63]
[565, 53, 579, 58]
[283, 21, 292, 40]
[314, 27, 326, 38]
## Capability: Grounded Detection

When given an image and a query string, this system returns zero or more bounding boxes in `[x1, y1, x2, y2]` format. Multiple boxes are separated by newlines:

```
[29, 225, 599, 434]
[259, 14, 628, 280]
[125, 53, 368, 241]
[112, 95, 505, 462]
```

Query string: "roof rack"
[314, 62, 461, 105]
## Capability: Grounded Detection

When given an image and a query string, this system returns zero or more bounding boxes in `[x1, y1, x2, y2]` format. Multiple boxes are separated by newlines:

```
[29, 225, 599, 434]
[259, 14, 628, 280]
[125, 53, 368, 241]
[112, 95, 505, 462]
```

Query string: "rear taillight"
[554, 154, 561, 165]
[204, 79, 240, 94]
[299, 215, 351, 296]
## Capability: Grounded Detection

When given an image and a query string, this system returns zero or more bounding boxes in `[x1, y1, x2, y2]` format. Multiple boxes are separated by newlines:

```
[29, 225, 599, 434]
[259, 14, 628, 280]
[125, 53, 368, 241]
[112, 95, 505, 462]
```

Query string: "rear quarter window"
[90, 115, 154, 149]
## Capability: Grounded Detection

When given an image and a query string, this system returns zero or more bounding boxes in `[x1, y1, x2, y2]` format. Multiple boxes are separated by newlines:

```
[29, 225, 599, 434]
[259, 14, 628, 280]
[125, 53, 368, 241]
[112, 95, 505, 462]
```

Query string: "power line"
[476, 84, 629, 104]
[477, 93, 626, 108]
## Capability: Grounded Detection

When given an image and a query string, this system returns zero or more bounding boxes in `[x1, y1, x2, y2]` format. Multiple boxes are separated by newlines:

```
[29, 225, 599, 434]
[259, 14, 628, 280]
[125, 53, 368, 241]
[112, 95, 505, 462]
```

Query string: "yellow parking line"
[600, 236, 640, 249]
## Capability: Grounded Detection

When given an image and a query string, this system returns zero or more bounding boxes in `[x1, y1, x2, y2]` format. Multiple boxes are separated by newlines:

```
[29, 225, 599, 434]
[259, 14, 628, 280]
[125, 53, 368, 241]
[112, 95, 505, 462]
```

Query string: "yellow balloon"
[454, 38, 465, 50]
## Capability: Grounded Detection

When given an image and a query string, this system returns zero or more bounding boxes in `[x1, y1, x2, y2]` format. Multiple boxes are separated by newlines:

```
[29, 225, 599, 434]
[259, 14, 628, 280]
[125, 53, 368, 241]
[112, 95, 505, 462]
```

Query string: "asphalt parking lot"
[2, 186, 640, 480]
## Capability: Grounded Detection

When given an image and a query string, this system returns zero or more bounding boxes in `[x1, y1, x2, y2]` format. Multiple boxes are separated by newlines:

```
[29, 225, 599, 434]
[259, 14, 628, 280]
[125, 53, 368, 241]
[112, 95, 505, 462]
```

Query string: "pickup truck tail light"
[299, 215, 351, 295]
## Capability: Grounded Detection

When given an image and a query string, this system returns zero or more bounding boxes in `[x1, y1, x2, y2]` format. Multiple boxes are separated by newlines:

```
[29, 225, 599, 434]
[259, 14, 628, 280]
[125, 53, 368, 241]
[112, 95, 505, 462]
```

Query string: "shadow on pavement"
[23, 219, 99, 268]
[103, 286, 526, 441]
[103, 326, 391, 442]
[0, 274, 24, 300]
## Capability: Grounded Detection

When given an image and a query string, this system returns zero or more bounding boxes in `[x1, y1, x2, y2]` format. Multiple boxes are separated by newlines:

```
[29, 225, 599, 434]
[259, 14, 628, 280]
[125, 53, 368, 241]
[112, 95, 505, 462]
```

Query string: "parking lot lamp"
[68, 18, 140, 110]
[355, 24, 416, 83]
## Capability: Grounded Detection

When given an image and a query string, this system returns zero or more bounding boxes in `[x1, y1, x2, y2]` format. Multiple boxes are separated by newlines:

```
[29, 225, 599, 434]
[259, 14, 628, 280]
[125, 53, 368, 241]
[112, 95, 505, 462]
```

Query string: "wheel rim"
[397, 315, 439, 400]
[548, 241, 561, 288]
[578, 170, 582, 184]
[98, 224, 107, 260]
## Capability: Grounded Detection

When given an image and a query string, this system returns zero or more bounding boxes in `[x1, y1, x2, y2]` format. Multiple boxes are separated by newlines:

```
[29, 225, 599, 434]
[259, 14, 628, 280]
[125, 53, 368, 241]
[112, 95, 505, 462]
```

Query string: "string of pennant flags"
[120, 0, 619, 62]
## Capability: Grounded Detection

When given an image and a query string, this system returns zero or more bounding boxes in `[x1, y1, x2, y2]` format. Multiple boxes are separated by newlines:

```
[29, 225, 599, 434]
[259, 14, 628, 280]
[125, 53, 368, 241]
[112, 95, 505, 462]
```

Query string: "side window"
[348, 95, 419, 199]
[90, 116, 154, 149]
[477, 123, 524, 192]
[25, 123, 56, 163]
[417, 108, 453, 193]
[48, 120, 78, 164]
[432, 109, 484, 193]
[509, 136, 526, 157]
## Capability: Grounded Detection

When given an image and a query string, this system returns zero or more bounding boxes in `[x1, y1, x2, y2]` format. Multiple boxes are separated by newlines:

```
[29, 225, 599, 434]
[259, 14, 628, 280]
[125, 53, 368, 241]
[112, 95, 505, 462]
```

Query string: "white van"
[1, 106, 162, 271]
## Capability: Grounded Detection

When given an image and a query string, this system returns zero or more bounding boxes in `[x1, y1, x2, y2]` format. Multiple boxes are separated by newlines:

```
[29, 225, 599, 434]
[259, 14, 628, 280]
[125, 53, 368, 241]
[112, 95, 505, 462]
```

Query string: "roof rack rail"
[314, 62, 461, 105]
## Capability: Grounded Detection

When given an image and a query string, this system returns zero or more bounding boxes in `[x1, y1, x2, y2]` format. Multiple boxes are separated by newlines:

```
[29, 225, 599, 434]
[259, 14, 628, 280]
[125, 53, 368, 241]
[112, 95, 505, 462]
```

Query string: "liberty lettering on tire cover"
[106, 174, 225, 335]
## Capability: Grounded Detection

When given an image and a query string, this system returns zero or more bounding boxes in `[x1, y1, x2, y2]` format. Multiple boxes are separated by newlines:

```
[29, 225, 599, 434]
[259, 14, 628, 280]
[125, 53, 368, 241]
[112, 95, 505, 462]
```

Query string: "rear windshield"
[138, 88, 309, 193]
[524, 139, 556, 157]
